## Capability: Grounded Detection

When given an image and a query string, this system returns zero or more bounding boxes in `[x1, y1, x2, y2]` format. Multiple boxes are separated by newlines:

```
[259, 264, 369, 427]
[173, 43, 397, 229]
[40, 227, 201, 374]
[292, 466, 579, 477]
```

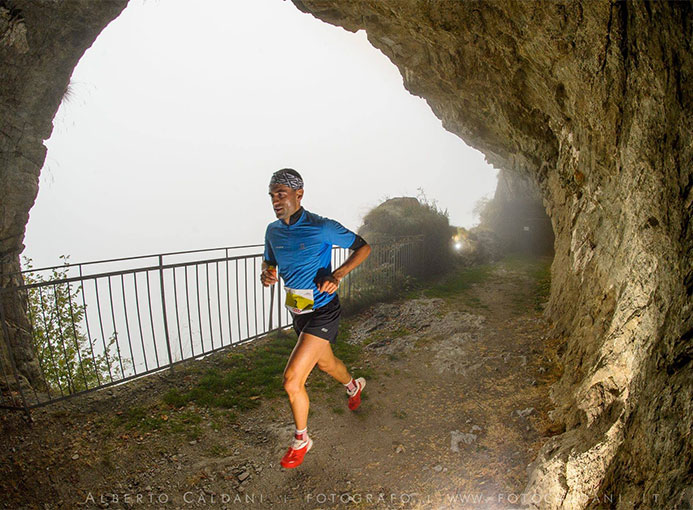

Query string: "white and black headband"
[269, 169, 304, 190]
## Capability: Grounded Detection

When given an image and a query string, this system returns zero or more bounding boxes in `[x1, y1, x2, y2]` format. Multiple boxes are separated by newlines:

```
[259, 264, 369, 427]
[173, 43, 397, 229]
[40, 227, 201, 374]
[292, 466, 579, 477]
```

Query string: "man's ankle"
[295, 427, 308, 441]
[344, 377, 358, 393]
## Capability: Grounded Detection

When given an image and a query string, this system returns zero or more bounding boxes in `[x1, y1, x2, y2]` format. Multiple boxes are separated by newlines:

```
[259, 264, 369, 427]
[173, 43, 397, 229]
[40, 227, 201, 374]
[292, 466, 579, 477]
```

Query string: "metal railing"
[0, 237, 423, 413]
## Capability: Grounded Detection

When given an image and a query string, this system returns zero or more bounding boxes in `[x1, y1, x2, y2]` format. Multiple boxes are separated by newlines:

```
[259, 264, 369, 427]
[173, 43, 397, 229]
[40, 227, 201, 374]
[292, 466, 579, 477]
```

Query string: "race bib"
[284, 288, 314, 314]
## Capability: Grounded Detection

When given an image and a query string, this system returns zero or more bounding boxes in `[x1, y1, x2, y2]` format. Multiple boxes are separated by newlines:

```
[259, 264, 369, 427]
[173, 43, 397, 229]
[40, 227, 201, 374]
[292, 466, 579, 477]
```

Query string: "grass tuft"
[162, 330, 297, 410]
[161, 321, 367, 413]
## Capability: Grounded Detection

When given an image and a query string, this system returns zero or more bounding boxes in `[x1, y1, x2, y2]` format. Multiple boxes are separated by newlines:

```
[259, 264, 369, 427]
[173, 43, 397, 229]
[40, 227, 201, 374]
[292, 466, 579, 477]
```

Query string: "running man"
[260, 168, 371, 469]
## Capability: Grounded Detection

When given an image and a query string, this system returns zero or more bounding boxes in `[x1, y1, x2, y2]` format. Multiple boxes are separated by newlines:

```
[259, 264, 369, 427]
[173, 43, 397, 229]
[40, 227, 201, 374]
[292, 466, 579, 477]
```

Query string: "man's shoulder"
[301, 209, 329, 225]
[265, 219, 283, 235]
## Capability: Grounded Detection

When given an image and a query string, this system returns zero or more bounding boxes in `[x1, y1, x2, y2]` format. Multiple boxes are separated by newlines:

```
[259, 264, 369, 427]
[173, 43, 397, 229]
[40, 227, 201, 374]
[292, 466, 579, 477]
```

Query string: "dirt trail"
[1, 256, 563, 510]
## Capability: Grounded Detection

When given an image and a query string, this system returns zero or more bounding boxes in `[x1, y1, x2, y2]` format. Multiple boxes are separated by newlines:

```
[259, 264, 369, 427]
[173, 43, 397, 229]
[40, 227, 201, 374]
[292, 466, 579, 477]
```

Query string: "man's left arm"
[335, 240, 371, 277]
[317, 230, 371, 294]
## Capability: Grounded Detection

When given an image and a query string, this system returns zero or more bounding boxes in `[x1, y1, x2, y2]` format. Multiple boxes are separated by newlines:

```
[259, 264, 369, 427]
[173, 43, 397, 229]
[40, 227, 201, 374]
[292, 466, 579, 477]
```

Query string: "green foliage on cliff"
[21, 256, 125, 396]
[358, 190, 454, 278]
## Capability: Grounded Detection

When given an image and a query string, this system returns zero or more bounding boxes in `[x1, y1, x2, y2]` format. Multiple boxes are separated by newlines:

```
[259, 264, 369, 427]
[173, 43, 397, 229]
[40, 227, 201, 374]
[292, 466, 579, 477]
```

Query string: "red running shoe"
[347, 377, 366, 411]
[280, 435, 313, 468]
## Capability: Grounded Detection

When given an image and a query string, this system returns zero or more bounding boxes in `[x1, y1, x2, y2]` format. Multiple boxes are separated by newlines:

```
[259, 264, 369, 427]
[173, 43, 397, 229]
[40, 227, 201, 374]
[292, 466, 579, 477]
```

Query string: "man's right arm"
[261, 228, 278, 286]
[260, 261, 278, 286]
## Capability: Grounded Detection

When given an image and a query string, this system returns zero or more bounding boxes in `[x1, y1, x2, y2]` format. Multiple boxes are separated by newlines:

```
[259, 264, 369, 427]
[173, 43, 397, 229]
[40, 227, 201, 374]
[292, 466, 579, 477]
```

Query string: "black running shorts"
[292, 294, 341, 343]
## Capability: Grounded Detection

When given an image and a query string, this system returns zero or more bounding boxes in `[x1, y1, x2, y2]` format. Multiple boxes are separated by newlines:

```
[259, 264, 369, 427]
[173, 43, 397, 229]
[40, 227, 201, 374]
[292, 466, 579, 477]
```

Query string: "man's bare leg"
[316, 342, 352, 385]
[315, 339, 365, 411]
[282, 332, 331, 430]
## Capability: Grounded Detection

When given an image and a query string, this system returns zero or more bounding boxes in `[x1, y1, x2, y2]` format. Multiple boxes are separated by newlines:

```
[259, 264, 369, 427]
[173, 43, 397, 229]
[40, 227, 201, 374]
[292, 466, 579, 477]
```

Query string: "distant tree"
[473, 194, 501, 229]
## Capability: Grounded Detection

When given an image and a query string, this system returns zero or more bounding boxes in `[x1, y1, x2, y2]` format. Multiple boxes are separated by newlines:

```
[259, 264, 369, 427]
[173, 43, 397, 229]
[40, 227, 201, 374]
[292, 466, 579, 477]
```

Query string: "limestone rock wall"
[292, 1, 691, 508]
[0, 0, 690, 507]
[0, 0, 127, 390]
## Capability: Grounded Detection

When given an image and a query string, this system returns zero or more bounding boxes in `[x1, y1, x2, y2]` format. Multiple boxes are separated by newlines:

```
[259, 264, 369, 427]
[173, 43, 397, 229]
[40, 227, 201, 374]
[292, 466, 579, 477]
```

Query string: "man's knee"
[283, 371, 304, 395]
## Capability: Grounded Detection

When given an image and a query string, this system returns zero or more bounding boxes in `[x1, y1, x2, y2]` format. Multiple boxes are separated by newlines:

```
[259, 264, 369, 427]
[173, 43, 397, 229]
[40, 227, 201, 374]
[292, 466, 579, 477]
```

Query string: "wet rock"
[450, 430, 478, 451]
[516, 407, 535, 418]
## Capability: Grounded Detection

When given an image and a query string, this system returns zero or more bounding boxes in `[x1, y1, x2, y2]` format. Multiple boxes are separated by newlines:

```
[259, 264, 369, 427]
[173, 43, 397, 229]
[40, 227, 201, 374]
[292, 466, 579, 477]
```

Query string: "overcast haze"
[24, 0, 498, 269]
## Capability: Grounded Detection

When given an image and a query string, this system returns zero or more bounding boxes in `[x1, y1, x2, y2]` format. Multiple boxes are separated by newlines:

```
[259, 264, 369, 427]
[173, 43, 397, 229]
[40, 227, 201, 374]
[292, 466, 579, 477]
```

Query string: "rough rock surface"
[290, 2, 693, 508]
[347, 297, 486, 357]
[0, 1, 691, 508]
[0, 0, 127, 394]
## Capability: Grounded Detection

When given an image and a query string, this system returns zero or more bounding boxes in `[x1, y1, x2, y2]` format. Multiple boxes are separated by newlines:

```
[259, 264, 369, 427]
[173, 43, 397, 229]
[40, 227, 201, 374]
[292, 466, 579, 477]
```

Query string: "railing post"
[159, 255, 174, 372]
[276, 277, 282, 330]
[268, 283, 275, 332]
[348, 261, 352, 302]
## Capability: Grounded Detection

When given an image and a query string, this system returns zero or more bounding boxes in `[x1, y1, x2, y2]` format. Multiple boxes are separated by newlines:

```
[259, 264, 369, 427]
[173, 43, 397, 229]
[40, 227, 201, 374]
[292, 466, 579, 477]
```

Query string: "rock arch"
[0, 1, 690, 507]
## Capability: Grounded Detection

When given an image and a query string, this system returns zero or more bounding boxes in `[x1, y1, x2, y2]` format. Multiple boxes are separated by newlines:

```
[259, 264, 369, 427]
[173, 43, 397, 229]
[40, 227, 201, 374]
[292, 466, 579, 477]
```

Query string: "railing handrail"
[4, 236, 425, 287]
[1, 252, 267, 293]
[8, 243, 266, 277]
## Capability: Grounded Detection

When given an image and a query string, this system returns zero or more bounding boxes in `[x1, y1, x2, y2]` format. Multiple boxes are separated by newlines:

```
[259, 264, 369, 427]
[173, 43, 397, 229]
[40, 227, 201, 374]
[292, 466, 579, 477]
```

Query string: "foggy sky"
[23, 0, 498, 269]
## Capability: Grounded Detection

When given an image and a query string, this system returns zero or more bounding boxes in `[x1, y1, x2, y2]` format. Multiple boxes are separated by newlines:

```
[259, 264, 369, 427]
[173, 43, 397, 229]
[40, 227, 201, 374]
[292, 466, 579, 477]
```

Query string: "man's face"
[269, 183, 303, 222]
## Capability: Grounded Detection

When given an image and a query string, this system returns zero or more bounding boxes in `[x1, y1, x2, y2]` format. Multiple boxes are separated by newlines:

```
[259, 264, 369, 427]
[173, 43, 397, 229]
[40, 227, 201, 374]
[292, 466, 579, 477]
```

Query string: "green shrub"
[22, 256, 127, 395]
[358, 192, 454, 278]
